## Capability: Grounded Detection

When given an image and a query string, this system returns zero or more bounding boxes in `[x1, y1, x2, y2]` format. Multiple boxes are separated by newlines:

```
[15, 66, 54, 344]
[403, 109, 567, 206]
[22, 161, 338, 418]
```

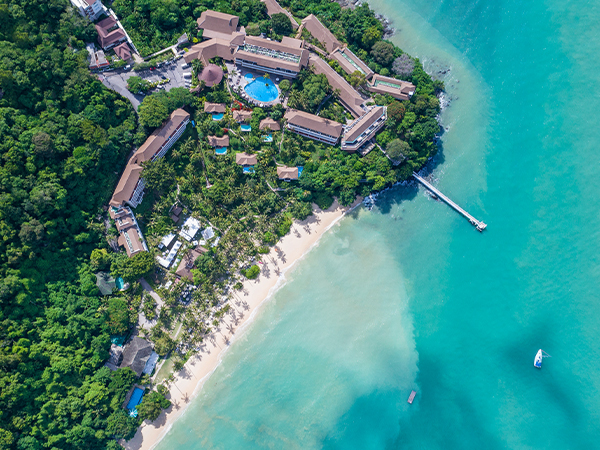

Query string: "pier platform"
[413, 173, 487, 232]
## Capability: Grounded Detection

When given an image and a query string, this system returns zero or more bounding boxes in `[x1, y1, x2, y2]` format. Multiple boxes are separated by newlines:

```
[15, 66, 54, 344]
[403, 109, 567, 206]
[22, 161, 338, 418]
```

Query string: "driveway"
[100, 57, 191, 110]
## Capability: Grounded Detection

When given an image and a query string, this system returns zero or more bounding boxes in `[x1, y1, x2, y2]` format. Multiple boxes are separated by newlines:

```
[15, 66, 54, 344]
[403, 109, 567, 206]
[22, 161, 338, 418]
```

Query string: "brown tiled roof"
[120, 337, 153, 376]
[280, 36, 304, 49]
[284, 109, 343, 138]
[234, 36, 309, 73]
[183, 36, 242, 64]
[235, 152, 258, 165]
[110, 109, 189, 208]
[114, 42, 132, 60]
[330, 47, 374, 80]
[95, 17, 126, 49]
[131, 109, 190, 163]
[117, 227, 145, 257]
[204, 102, 226, 113]
[207, 135, 229, 146]
[260, 0, 298, 29]
[367, 74, 416, 100]
[301, 14, 341, 54]
[198, 64, 223, 87]
[342, 106, 386, 143]
[233, 110, 253, 122]
[197, 10, 241, 40]
[277, 166, 299, 180]
[110, 164, 143, 208]
[175, 246, 208, 280]
[259, 117, 281, 130]
[308, 54, 364, 118]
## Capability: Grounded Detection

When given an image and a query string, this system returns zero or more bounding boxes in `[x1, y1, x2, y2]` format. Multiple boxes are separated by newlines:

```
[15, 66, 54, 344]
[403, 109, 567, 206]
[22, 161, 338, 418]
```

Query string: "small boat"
[407, 390, 417, 404]
[534, 349, 552, 368]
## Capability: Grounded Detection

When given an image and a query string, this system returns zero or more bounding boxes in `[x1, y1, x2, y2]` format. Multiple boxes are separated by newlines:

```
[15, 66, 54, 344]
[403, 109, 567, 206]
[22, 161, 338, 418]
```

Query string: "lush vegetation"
[112, 0, 270, 56]
[0, 1, 173, 448]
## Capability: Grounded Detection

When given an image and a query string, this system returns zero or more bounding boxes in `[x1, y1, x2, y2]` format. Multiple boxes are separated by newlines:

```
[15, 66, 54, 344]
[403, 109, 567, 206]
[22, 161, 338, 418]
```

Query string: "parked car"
[181, 63, 189, 69]
[124, 65, 131, 70]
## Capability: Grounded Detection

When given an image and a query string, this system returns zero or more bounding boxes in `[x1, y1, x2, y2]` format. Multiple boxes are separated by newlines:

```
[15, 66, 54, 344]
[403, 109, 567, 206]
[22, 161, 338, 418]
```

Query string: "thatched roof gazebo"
[199, 64, 224, 87]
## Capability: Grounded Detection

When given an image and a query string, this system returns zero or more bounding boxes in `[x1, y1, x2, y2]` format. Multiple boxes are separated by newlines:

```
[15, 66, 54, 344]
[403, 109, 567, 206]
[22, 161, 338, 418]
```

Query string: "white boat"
[534, 349, 543, 368]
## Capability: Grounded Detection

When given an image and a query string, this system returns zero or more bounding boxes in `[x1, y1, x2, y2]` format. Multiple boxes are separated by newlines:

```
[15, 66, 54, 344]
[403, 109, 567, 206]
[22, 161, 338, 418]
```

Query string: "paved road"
[100, 56, 190, 110]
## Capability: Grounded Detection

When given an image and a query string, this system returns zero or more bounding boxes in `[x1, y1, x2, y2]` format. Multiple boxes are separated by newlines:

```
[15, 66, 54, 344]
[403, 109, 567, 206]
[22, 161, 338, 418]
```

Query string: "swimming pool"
[244, 77, 279, 103]
[244, 73, 254, 81]
[241, 124, 251, 132]
[262, 134, 273, 142]
[215, 147, 227, 155]
[243, 166, 255, 174]
[127, 387, 144, 411]
[212, 113, 224, 121]
[297, 166, 303, 177]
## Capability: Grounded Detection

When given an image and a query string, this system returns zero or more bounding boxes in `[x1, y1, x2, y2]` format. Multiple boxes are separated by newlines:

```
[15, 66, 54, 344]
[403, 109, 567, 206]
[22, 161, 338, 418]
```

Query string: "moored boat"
[534, 349, 543, 368]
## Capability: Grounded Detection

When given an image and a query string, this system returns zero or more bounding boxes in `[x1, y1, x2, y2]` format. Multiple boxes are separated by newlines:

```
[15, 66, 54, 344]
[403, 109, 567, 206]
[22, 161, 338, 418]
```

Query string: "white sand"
[123, 198, 361, 450]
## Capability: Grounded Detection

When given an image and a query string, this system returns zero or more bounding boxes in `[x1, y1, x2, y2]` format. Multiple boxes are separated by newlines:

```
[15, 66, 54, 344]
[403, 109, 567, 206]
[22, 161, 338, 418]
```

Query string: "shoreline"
[123, 198, 362, 450]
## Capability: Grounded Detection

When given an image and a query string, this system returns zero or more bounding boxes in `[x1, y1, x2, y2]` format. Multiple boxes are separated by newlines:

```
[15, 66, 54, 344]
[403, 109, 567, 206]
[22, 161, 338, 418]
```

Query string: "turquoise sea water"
[155, 0, 600, 448]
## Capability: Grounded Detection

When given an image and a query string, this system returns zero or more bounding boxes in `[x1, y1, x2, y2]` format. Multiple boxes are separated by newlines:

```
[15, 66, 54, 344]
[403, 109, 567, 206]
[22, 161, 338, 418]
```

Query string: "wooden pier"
[412, 173, 487, 232]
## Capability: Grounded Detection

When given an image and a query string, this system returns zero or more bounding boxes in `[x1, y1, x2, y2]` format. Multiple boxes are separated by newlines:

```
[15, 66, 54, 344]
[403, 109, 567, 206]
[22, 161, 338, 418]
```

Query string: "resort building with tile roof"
[204, 102, 226, 113]
[235, 152, 258, 166]
[234, 35, 309, 78]
[330, 47, 374, 80]
[233, 110, 253, 122]
[120, 337, 154, 377]
[341, 106, 388, 153]
[183, 35, 242, 65]
[301, 14, 342, 54]
[284, 109, 343, 145]
[367, 74, 416, 100]
[110, 109, 189, 209]
[197, 10, 244, 40]
[110, 206, 148, 257]
[113, 42, 132, 61]
[308, 54, 365, 118]
[95, 16, 127, 50]
[259, 117, 281, 131]
[277, 166, 299, 180]
[207, 135, 230, 147]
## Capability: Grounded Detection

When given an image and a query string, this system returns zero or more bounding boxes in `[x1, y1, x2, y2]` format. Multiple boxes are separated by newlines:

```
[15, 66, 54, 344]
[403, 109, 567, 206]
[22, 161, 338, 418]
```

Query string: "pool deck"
[227, 63, 283, 108]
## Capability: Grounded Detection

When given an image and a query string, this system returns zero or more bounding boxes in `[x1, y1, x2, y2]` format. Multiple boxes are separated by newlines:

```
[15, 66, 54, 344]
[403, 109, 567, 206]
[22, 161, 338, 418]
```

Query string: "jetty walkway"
[412, 173, 487, 232]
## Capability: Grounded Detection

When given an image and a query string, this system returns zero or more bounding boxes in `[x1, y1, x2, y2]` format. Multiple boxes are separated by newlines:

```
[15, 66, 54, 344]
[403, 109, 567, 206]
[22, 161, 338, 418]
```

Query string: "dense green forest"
[0, 1, 151, 448]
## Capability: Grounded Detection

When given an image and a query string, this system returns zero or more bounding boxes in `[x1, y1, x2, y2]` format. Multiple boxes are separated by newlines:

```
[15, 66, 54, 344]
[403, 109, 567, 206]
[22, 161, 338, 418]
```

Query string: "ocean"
[155, 0, 600, 448]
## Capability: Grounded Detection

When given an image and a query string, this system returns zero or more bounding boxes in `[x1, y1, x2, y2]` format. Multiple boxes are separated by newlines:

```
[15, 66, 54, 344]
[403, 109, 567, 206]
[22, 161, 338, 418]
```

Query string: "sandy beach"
[123, 198, 361, 450]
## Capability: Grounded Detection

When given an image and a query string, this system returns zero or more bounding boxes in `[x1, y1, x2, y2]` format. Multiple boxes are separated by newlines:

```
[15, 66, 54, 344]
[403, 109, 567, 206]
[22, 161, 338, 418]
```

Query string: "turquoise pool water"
[126, 387, 144, 411]
[244, 73, 254, 81]
[215, 147, 227, 155]
[297, 166, 303, 177]
[243, 166, 255, 174]
[241, 124, 251, 132]
[244, 77, 278, 103]
[262, 134, 272, 142]
[115, 277, 125, 290]
[212, 113, 223, 121]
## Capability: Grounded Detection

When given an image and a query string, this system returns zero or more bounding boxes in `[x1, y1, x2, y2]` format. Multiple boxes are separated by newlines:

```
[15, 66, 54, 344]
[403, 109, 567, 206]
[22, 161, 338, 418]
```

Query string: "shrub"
[277, 217, 292, 237]
[244, 265, 260, 279]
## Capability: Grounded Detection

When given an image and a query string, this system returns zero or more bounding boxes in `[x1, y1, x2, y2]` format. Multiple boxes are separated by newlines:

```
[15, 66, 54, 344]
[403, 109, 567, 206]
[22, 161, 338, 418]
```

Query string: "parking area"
[100, 55, 193, 109]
